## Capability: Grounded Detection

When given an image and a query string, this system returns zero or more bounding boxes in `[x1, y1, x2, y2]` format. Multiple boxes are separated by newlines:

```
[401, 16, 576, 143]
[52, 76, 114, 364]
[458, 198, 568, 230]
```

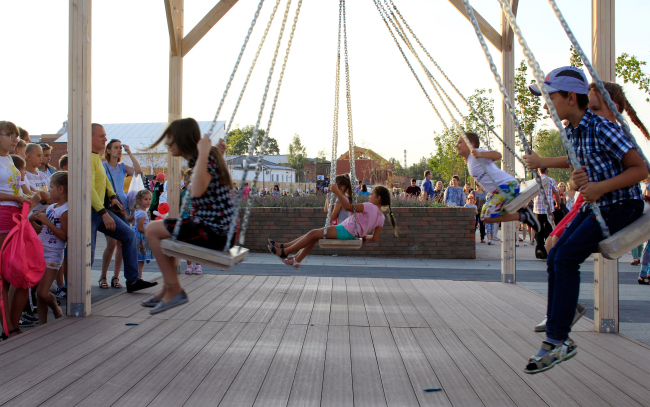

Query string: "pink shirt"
[242, 186, 251, 199]
[342, 202, 385, 238]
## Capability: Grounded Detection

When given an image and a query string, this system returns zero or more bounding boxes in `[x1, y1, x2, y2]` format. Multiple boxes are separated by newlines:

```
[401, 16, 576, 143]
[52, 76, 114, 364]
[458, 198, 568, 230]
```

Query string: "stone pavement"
[81, 228, 650, 345]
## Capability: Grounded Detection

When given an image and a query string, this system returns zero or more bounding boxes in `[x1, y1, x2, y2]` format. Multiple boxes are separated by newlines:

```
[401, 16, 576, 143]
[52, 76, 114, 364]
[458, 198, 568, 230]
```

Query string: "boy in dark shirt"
[404, 179, 421, 197]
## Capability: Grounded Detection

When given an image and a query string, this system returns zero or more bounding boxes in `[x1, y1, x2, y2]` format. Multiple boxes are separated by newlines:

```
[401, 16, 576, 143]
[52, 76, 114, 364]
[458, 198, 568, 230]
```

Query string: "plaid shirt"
[533, 175, 558, 214]
[566, 109, 642, 208]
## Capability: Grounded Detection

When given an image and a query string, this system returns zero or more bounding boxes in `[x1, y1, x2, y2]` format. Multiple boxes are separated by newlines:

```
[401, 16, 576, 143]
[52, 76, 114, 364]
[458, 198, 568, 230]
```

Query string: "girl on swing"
[268, 184, 398, 269]
[143, 118, 234, 314]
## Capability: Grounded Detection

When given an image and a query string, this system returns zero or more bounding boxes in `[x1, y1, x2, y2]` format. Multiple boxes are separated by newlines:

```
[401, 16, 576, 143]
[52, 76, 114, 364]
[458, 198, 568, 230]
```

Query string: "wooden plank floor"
[2, 275, 650, 407]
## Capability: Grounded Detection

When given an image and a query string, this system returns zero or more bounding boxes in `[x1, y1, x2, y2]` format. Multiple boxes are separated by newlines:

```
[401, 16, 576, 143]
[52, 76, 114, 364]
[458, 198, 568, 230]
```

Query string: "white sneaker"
[185, 265, 194, 275]
[515, 241, 519, 247]
[523, 242, 528, 246]
[487, 240, 493, 245]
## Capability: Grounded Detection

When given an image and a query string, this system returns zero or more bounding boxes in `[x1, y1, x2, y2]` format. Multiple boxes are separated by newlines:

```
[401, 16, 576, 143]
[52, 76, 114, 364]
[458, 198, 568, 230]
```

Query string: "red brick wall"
[244, 207, 476, 259]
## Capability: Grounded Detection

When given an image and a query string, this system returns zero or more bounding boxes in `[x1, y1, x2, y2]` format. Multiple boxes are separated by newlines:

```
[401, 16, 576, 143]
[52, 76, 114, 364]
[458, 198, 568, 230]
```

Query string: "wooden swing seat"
[598, 204, 650, 260]
[504, 177, 551, 214]
[318, 238, 363, 249]
[160, 239, 249, 271]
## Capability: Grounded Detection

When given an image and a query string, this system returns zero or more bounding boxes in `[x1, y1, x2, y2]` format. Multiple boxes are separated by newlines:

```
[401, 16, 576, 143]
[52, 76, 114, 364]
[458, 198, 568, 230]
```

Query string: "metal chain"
[173, 0, 266, 241]
[225, 0, 294, 250]
[460, 0, 555, 227]
[387, 0, 529, 177]
[239, 0, 303, 246]
[323, 0, 343, 239]
[342, 0, 358, 238]
[497, 0, 609, 237]
[374, 0, 508, 200]
[547, 0, 650, 173]
[224, 0, 283, 137]
[207, 0, 265, 140]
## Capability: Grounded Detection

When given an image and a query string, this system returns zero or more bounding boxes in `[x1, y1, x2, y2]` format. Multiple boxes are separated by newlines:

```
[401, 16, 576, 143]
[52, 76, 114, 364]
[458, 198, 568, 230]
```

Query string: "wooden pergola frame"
[67, 0, 618, 332]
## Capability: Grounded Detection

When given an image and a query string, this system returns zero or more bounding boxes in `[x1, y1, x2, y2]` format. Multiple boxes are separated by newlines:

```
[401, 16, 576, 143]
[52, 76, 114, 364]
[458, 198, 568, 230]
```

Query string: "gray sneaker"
[533, 303, 587, 332]
[141, 296, 162, 308]
[149, 291, 189, 315]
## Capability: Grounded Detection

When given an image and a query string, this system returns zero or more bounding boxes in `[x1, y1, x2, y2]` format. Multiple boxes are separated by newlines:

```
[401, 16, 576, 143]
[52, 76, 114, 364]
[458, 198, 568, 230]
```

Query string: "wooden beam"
[447, 0, 502, 51]
[168, 0, 183, 272]
[504, 0, 519, 51]
[593, 254, 619, 332]
[500, 0, 516, 283]
[164, 0, 180, 56]
[68, 0, 92, 316]
[592, 0, 615, 81]
[181, 0, 239, 58]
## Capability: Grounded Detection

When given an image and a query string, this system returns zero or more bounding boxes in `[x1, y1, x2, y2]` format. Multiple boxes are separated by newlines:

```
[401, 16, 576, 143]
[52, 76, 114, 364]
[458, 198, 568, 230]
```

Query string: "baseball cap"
[529, 66, 589, 96]
[156, 173, 167, 182]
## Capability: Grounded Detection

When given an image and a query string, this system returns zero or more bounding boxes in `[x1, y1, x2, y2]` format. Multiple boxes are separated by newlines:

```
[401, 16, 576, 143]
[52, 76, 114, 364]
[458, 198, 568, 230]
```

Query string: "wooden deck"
[2, 274, 650, 406]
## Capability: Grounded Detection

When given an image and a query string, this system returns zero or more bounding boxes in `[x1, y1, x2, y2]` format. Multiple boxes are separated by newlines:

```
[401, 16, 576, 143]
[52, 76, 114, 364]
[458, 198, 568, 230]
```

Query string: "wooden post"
[500, 0, 517, 284]
[167, 0, 183, 273]
[592, 0, 618, 333]
[67, 0, 92, 316]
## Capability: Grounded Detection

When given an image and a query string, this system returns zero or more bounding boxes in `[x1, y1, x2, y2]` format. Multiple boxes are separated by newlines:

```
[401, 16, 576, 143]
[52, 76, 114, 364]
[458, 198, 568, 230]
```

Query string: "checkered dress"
[566, 109, 642, 208]
[533, 175, 558, 215]
[187, 156, 235, 235]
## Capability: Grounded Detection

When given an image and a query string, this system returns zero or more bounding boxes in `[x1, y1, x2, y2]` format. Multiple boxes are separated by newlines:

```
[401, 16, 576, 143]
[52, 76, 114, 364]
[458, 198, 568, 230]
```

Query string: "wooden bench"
[160, 239, 249, 271]
[598, 205, 650, 260]
[318, 238, 363, 249]
[504, 177, 550, 214]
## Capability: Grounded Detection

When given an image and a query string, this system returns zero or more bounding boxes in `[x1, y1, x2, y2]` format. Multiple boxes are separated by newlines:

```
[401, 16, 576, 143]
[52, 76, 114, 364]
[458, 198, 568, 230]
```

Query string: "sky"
[1, 0, 649, 170]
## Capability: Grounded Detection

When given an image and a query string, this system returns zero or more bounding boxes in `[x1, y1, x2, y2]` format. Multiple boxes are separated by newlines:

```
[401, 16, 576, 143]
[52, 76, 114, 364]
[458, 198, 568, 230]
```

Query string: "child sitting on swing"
[455, 132, 541, 234]
[143, 118, 234, 315]
[268, 184, 398, 269]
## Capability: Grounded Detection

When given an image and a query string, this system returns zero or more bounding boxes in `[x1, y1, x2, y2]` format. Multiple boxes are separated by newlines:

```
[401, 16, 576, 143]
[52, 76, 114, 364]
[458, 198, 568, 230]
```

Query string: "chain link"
[497, 0, 609, 236]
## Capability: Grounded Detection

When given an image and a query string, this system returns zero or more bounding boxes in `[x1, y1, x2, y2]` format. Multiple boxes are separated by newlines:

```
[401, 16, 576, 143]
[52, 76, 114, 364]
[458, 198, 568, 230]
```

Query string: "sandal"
[631, 259, 641, 266]
[283, 257, 301, 270]
[98, 278, 109, 289]
[111, 277, 123, 289]
[524, 338, 577, 375]
[268, 244, 288, 259]
[267, 239, 283, 249]
[638, 277, 650, 285]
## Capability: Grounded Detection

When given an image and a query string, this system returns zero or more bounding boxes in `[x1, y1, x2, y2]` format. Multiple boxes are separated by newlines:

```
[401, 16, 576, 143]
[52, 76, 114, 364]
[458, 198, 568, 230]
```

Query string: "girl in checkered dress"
[141, 118, 234, 315]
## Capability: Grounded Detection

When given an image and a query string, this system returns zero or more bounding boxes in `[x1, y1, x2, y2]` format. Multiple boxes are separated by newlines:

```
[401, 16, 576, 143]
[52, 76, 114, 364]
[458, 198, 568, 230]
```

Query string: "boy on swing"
[455, 132, 541, 233]
[523, 66, 648, 374]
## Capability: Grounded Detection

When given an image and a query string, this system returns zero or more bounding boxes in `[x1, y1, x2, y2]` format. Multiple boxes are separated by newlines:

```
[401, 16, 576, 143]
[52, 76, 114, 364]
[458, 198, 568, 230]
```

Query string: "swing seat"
[318, 238, 363, 249]
[598, 204, 650, 260]
[160, 239, 249, 271]
[504, 177, 551, 214]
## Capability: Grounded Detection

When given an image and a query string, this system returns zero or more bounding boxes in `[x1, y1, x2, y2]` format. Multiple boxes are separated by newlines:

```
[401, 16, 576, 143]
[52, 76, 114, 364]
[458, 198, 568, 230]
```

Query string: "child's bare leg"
[521, 222, 528, 241]
[272, 236, 302, 248]
[10, 288, 29, 329]
[1, 280, 14, 334]
[294, 227, 337, 263]
[145, 221, 180, 303]
[113, 242, 123, 280]
[483, 213, 520, 223]
[545, 235, 558, 254]
[37, 268, 63, 324]
[277, 228, 326, 256]
[138, 261, 144, 279]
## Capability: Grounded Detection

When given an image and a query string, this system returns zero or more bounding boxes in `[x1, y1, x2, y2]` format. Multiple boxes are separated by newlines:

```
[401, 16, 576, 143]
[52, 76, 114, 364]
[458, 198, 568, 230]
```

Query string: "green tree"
[465, 88, 497, 150]
[514, 60, 543, 150]
[536, 129, 569, 183]
[287, 134, 307, 182]
[389, 157, 405, 176]
[569, 45, 584, 69]
[225, 125, 280, 155]
[616, 53, 650, 103]
[428, 126, 468, 186]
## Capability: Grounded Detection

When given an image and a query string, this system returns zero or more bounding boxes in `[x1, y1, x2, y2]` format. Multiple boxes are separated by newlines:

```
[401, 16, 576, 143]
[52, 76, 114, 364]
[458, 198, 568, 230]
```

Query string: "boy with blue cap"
[523, 66, 648, 374]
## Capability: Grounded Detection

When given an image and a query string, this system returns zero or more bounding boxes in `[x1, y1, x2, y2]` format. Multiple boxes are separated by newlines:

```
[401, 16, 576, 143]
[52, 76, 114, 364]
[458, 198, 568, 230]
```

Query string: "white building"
[226, 155, 296, 189]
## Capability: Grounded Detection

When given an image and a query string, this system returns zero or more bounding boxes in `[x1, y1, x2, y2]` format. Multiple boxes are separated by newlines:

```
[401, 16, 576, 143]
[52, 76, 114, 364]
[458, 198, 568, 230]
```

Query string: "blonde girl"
[133, 190, 153, 279]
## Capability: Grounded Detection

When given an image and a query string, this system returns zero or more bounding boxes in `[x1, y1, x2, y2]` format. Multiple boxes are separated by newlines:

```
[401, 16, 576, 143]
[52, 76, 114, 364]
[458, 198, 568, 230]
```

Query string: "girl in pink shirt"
[268, 185, 398, 269]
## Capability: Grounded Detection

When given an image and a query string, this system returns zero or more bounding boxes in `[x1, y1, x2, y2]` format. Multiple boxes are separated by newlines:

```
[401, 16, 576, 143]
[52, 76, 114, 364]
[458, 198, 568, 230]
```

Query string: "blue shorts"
[335, 225, 356, 240]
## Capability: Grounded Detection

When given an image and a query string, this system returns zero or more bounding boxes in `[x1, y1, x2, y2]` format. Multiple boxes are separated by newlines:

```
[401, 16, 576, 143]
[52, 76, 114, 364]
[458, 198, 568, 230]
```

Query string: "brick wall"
[243, 206, 476, 259]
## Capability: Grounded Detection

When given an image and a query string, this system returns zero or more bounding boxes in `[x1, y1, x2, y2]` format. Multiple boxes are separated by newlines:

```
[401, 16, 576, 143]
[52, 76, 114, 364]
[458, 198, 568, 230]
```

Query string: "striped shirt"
[533, 175, 558, 214]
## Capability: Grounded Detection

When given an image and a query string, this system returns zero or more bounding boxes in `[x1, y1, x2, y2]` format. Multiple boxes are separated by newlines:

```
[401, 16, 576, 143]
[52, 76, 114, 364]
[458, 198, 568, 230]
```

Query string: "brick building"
[336, 147, 393, 185]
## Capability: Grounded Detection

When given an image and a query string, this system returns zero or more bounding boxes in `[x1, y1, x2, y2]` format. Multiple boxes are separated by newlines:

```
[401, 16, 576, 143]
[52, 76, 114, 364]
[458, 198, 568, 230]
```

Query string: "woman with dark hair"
[143, 118, 234, 314]
[358, 184, 370, 196]
[98, 139, 143, 290]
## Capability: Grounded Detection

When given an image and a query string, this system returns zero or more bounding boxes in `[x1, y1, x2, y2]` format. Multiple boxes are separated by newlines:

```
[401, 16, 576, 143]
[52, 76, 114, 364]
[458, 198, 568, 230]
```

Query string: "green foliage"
[514, 60, 543, 149]
[287, 134, 307, 182]
[569, 45, 584, 69]
[225, 125, 280, 156]
[464, 88, 497, 150]
[616, 52, 650, 103]
[536, 129, 569, 183]
[389, 157, 405, 176]
[316, 149, 328, 161]
[428, 126, 469, 185]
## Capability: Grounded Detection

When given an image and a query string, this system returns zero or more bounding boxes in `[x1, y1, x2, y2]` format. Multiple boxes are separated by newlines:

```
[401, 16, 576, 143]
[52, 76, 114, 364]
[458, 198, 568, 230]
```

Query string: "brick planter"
[243, 207, 476, 259]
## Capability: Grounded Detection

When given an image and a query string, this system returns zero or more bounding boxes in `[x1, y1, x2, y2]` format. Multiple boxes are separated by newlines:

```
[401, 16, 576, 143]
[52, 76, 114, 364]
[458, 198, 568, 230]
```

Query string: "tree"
[287, 134, 307, 182]
[428, 126, 468, 186]
[514, 60, 543, 150]
[536, 129, 569, 183]
[465, 88, 497, 150]
[225, 125, 280, 156]
[389, 157, 405, 176]
[316, 149, 328, 161]
[616, 53, 650, 103]
[569, 45, 584, 69]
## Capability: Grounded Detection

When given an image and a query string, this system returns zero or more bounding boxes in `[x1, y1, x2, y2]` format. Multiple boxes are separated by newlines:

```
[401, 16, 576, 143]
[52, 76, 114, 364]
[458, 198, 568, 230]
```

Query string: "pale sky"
[1, 0, 649, 169]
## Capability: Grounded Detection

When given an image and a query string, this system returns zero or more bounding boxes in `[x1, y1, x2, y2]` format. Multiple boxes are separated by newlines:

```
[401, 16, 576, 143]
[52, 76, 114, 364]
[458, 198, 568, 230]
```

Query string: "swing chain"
[461, 0, 555, 228]
[496, 0, 609, 237]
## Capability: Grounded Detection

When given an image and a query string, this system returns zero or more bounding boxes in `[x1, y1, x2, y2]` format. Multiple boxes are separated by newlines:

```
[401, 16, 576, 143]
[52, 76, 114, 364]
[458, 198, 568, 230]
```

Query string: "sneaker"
[533, 304, 588, 332]
[519, 207, 541, 233]
[21, 313, 39, 324]
[194, 265, 202, 275]
[487, 240, 493, 245]
[126, 279, 158, 293]
[524, 338, 577, 374]
[19, 317, 35, 327]
[185, 265, 194, 275]
[493, 237, 501, 242]
[54, 286, 67, 299]
[515, 241, 519, 247]
[523, 241, 528, 246]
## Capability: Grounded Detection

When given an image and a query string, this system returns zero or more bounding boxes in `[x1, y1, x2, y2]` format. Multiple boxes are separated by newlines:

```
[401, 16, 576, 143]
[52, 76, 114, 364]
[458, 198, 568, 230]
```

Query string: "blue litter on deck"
[424, 388, 442, 392]
[125, 323, 139, 326]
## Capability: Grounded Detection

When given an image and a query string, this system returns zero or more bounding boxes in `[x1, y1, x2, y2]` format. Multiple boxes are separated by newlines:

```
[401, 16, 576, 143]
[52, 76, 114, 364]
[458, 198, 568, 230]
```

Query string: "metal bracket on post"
[600, 318, 616, 333]
[503, 273, 514, 284]
[69, 303, 86, 317]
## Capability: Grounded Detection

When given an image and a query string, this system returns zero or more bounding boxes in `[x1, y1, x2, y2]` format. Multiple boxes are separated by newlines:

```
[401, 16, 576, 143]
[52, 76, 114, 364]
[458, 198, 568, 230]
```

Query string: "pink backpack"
[0, 202, 46, 335]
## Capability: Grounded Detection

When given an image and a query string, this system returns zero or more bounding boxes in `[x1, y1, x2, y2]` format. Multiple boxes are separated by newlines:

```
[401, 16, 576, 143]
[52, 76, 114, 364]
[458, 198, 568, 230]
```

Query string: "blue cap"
[529, 66, 589, 96]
